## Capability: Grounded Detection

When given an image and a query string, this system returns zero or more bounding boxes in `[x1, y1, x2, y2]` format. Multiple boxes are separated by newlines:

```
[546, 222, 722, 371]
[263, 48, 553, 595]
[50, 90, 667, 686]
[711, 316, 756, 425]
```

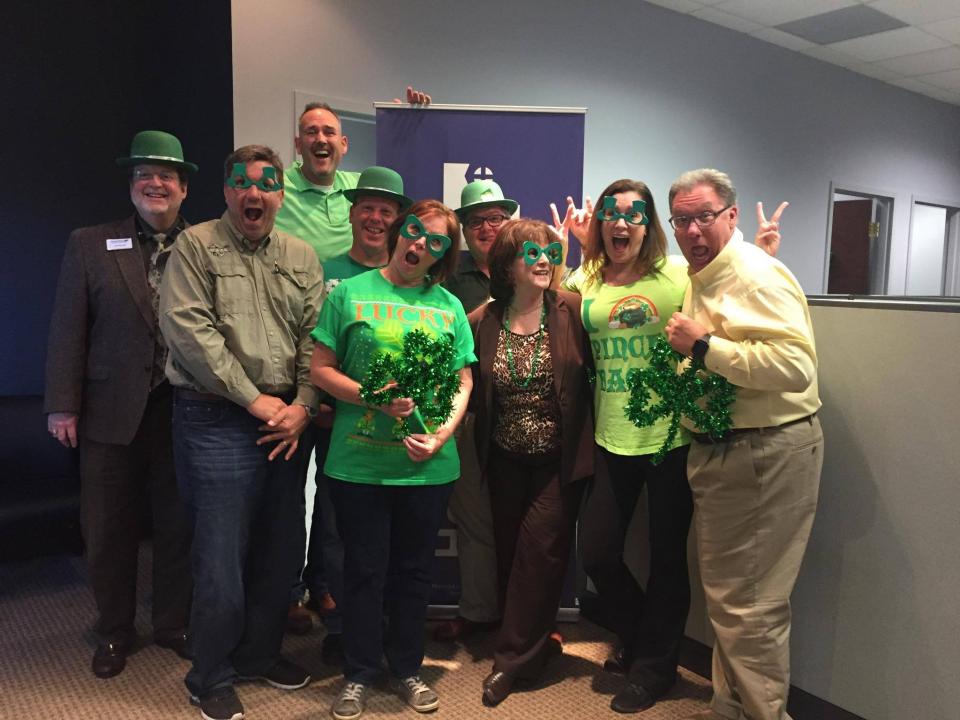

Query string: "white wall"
[907, 204, 947, 294]
[232, 0, 960, 295]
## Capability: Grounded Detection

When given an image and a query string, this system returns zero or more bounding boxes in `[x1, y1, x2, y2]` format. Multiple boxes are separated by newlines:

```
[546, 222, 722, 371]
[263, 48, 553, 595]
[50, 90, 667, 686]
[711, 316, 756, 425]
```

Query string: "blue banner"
[376, 106, 585, 264]
[377, 105, 585, 618]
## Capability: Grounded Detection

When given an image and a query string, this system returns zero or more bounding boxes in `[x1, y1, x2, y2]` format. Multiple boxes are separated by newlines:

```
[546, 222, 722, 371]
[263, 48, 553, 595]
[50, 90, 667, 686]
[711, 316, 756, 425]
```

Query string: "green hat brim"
[343, 187, 412, 211]
[455, 198, 519, 222]
[116, 155, 199, 174]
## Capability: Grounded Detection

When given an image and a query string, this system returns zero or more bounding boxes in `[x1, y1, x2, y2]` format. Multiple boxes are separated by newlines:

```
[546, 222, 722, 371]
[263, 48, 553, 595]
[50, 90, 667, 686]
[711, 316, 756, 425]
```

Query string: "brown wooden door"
[828, 199, 872, 294]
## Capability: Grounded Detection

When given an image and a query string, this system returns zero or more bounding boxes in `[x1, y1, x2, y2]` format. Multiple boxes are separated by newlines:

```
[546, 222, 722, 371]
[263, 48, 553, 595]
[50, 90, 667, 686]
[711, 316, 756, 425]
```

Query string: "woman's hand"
[550, 195, 593, 243]
[380, 396, 416, 418]
[403, 429, 449, 463]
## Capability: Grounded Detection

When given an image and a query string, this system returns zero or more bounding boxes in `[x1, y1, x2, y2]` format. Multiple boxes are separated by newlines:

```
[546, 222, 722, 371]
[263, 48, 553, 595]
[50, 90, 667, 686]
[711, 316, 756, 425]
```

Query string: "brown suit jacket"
[44, 215, 166, 445]
[468, 289, 594, 486]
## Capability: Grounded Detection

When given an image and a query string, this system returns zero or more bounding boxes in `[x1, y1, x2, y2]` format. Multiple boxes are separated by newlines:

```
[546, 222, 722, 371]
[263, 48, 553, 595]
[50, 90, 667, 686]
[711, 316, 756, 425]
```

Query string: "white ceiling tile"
[847, 62, 906, 81]
[827, 26, 950, 62]
[922, 16, 960, 43]
[867, 0, 960, 26]
[689, 6, 764, 32]
[800, 45, 863, 67]
[914, 67, 960, 89]
[875, 46, 960, 76]
[750, 27, 817, 51]
[712, 0, 860, 27]
[642, 0, 706, 13]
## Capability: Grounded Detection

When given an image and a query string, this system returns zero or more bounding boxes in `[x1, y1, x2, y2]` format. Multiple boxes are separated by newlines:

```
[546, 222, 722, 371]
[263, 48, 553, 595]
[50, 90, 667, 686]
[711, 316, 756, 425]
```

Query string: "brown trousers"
[486, 446, 585, 678]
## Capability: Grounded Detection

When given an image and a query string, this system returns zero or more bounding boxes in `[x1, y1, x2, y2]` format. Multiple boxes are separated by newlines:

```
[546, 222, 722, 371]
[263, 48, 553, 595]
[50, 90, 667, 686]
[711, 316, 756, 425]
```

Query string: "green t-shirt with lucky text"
[311, 269, 476, 485]
[564, 256, 691, 456]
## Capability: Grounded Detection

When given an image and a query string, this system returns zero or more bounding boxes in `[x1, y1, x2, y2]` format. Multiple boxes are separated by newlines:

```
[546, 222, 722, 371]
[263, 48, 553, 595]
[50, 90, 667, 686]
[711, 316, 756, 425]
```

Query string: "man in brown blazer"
[44, 131, 196, 679]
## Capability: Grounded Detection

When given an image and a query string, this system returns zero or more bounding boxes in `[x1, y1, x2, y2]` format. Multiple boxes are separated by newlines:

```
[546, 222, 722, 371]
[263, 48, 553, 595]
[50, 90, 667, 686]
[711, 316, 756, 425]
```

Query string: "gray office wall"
[232, 0, 960, 295]
[794, 303, 960, 719]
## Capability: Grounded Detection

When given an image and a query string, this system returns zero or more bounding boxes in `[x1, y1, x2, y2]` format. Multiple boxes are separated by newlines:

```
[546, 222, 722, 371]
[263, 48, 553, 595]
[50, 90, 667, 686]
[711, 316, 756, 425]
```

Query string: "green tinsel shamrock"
[359, 329, 461, 439]
[624, 336, 736, 464]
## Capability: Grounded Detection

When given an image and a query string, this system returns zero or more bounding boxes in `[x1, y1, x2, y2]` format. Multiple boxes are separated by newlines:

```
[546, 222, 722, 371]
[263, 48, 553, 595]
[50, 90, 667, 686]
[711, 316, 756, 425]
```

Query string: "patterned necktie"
[147, 233, 169, 388]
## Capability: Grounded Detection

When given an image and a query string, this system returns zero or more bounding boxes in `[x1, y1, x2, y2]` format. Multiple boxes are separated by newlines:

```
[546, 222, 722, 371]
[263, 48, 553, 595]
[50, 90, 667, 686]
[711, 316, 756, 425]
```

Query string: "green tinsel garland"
[359, 329, 461, 439]
[624, 336, 736, 464]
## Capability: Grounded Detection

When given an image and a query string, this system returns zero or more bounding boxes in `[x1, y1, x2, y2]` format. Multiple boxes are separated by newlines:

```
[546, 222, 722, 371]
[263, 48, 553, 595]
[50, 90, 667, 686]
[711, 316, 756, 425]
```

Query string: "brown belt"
[691, 413, 816, 444]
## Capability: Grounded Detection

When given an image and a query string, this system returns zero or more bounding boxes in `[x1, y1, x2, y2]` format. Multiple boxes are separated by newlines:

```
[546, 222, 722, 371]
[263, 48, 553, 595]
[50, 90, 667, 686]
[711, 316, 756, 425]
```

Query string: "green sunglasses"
[400, 215, 452, 259]
[226, 163, 283, 192]
[597, 196, 648, 225]
[517, 240, 563, 266]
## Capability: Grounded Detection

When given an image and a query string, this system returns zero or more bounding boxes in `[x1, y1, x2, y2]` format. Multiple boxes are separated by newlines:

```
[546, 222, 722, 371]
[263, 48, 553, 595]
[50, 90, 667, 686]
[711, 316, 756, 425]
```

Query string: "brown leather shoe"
[286, 601, 316, 635]
[92, 640, 131, 679]
[305, 591, 337, 615]
[482, 671, 515, 706]
[155, 630, 191, 660]
[433, 616, 498, 642]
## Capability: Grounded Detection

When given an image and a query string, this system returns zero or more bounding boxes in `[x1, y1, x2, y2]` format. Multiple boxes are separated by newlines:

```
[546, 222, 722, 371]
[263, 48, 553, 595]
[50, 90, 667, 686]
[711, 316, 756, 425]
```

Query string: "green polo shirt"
[275, 163, 360, 263]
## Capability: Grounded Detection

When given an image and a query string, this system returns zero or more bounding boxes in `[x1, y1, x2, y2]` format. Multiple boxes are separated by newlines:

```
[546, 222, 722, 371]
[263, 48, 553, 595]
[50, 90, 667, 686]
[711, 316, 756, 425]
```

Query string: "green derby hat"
[116, 130, 198, 173]
[455, 180, 518, 222]
[343, 166, 412, 210]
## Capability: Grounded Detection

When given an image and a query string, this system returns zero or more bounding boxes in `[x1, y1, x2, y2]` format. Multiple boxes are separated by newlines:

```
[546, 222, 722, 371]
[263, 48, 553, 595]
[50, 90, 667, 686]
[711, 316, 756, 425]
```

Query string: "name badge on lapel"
[106, 238, 134, 251]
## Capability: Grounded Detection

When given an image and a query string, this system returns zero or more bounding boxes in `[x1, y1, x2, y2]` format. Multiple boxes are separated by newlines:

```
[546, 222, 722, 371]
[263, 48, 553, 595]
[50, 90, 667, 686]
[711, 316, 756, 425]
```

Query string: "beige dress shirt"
[683, 229, 821, 430]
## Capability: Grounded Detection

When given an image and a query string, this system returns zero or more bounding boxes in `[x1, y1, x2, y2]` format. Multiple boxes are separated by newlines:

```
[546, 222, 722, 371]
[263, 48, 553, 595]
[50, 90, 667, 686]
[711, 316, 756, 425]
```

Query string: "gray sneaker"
[393, 675, 439, 713]
[331, 682, 367, 720]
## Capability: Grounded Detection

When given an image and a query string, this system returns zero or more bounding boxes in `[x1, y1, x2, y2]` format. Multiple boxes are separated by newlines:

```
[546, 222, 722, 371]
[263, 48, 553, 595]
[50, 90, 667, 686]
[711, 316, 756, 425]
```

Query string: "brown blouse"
[491, 326, 561, 454]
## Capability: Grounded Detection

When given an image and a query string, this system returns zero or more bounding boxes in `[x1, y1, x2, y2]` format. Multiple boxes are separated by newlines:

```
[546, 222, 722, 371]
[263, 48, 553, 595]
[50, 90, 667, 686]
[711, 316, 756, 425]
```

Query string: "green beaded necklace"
[503, 301, 547, 388]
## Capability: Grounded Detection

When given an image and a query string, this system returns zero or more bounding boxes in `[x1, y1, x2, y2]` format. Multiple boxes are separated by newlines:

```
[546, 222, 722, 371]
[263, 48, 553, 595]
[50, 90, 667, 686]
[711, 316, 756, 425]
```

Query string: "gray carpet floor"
[0, 550, 712, 719]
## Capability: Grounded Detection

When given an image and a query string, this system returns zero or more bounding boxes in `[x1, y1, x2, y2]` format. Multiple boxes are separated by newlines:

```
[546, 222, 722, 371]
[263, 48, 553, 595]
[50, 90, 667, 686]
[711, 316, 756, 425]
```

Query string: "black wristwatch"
[692, 333, 711, 363]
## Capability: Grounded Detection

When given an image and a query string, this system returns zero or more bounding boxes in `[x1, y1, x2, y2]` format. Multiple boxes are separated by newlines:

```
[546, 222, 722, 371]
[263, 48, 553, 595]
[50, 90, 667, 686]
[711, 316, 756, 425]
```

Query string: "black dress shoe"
[92, 641, 130, 679]
[611, 682, 656, 713]
[482, 671, 515, 706]
[155, 631, 191, 660]
[603, 646, 632, 675]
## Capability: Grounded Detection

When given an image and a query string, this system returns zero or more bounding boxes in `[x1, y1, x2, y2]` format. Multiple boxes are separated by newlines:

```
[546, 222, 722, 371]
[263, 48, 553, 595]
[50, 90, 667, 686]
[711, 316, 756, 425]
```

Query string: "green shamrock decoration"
[624, 336, 736, 464]
[359, 329, 461, 439]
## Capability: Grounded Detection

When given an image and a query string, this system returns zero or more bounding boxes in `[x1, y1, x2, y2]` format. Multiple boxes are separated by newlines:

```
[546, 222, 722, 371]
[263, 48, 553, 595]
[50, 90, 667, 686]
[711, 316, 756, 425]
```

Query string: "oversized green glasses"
[400, 215, 452, 259]
[597, 196, 648, 225]
[226, 163, 282, 192]
[517, 240, 563, 265]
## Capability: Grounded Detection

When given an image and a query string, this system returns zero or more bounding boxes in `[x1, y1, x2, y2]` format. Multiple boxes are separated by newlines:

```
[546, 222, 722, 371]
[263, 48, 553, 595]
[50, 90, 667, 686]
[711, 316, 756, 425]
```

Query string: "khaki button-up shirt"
[159, 211, 323, 410]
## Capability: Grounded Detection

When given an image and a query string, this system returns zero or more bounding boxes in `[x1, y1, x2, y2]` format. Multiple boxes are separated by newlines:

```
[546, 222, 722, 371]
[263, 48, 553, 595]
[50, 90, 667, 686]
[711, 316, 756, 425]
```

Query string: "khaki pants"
[688, 416, 823, 720]
[447, 413, 500, 622]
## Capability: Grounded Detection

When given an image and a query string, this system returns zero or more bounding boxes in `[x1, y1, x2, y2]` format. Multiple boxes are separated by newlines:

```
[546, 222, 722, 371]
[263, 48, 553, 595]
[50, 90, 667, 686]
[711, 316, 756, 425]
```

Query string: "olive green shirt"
[159, 211, 324, 410]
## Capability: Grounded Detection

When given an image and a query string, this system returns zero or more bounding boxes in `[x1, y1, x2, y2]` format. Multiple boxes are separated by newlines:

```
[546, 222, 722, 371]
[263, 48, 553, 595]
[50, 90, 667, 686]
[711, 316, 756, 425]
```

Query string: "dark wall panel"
[1, 0, 234, 395]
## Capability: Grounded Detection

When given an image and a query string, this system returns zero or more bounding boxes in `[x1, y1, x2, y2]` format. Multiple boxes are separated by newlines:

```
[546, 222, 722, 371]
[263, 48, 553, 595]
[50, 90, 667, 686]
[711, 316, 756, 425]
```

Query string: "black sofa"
[0, 395, 82, 560]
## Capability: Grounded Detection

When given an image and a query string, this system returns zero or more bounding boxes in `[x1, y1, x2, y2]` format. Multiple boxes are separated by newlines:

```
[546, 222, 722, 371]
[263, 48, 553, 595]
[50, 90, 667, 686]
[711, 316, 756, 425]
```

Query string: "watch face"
[693, 337, 709, 361]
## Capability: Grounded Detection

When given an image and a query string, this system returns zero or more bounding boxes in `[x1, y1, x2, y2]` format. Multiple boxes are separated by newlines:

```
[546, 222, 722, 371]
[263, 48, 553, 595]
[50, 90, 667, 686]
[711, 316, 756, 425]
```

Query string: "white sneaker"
[331, 682, 367, 720]
[393, 675, 439, 713]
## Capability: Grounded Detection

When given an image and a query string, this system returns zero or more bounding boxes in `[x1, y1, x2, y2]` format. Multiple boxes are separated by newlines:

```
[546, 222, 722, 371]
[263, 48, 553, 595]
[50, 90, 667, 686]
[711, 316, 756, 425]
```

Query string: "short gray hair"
[669, 168, 737, 208]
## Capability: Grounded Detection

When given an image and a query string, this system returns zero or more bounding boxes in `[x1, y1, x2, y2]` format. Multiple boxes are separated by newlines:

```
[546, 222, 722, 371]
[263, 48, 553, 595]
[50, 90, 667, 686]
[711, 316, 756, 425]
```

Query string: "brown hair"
[387, 199, 462, 287]
[222, 145, 284, 186]
[581, 179, 667, 288]
[488, 219, 566, 301]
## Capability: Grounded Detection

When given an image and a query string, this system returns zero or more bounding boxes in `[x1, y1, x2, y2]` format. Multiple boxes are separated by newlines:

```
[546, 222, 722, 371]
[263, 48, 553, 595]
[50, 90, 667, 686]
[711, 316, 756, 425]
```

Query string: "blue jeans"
[329, 479, 453, 684]
[299, 425, 343, 633]
[173, 394, 305, 697]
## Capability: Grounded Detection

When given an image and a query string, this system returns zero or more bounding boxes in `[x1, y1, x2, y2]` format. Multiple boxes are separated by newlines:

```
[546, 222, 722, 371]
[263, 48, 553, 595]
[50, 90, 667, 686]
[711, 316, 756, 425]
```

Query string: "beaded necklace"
[503, 301, 547, 388]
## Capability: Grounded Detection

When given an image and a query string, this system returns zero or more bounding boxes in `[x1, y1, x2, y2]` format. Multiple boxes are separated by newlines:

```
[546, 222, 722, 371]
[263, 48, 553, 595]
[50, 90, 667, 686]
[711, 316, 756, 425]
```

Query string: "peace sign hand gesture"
[550, 195, 594, 243]
[755, 201, 788, 257]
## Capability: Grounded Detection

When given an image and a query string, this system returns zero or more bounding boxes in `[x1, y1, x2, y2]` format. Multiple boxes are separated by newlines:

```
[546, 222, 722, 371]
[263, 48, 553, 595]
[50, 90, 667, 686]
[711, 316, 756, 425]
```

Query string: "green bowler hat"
[343, 166, 412, 210]
[455, 180, 518, 222]
[116, 130, 198, 173]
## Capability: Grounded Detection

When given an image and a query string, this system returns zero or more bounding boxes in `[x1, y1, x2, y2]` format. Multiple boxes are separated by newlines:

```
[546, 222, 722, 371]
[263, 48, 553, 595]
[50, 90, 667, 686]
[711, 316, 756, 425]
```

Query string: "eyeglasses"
[517, 241, 563, 266]
[133, 168, 179, 184]
[465, 213, 510, 231]
[668, 205, 732, 230]
[597, 196, 649, 226]
[226, 163, 283, 192]
[400, 215, 451, 259]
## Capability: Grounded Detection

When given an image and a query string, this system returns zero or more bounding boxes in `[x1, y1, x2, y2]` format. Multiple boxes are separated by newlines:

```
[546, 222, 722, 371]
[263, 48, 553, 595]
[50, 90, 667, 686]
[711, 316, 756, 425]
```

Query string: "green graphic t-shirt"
[564, 256, 691, 456]
[311, 269, 477, 485]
